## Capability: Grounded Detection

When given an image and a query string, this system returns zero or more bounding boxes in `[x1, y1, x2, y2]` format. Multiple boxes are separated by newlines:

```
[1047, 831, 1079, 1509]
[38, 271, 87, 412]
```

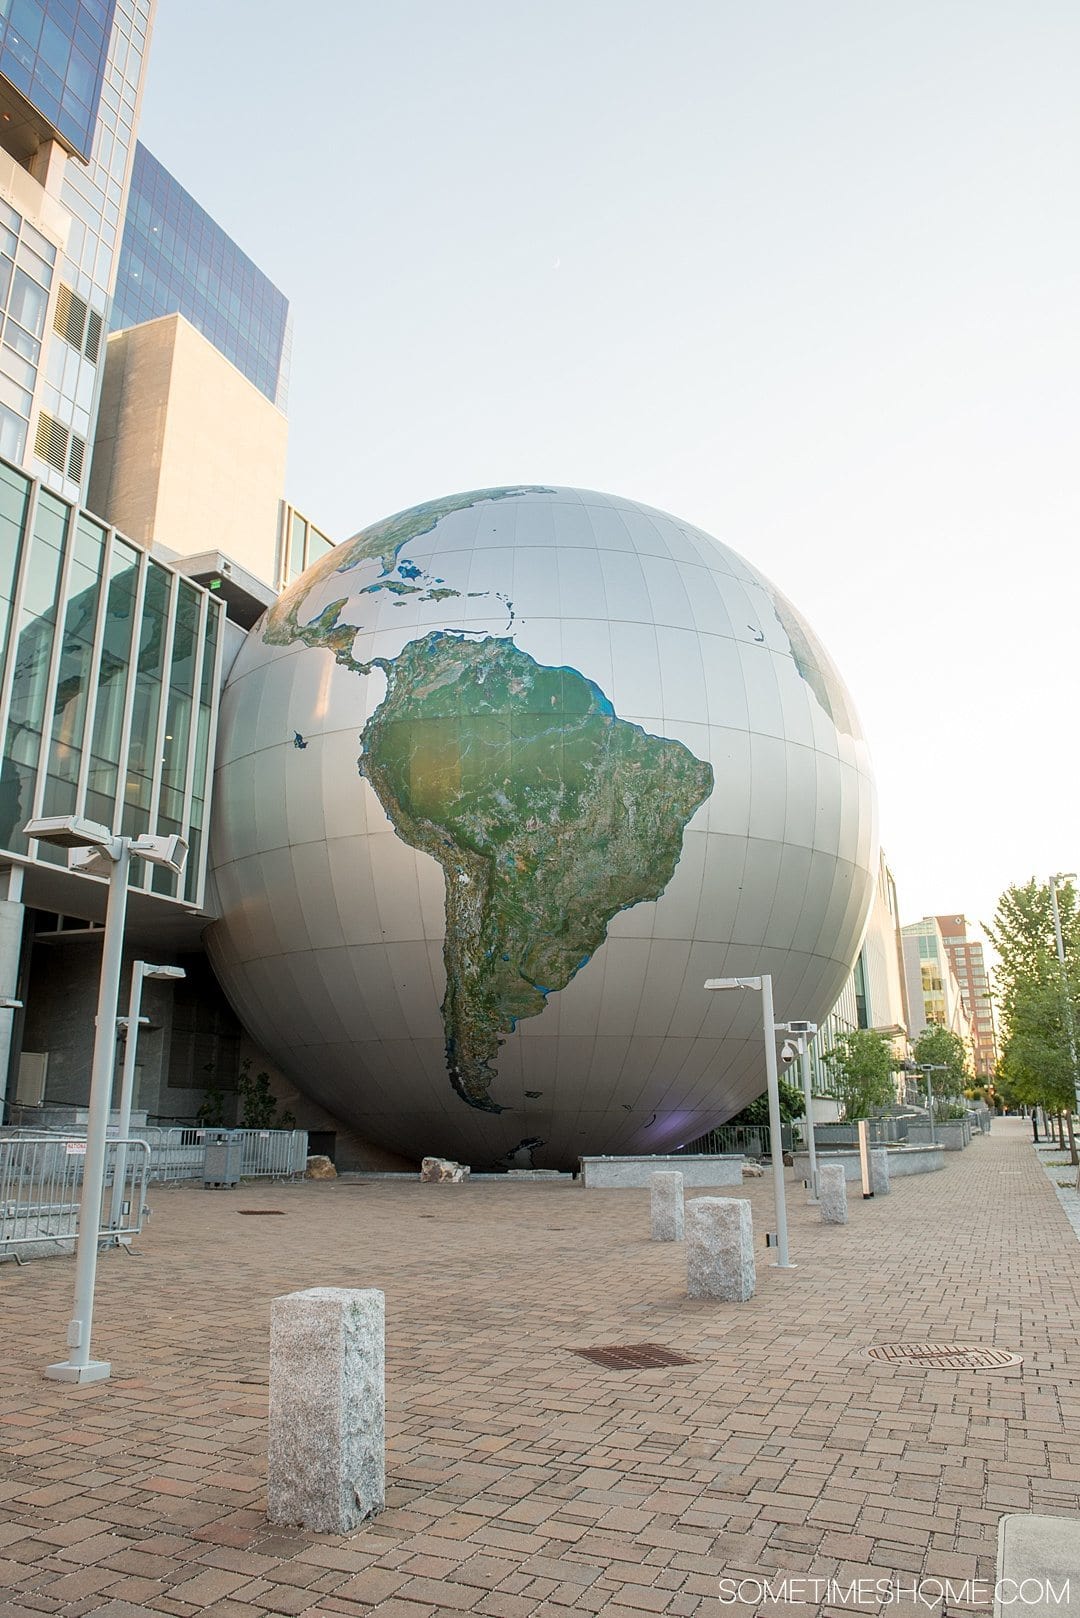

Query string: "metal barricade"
[141, 1126, 308, 1183]
[235, 1129, 308, 1179]
[143, 1126, 206, 1183]
[0, 1135, 150, 1261]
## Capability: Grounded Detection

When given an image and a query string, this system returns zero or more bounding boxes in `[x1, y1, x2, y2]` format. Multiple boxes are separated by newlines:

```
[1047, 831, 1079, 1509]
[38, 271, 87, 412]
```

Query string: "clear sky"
[137, 0, 1078, 952]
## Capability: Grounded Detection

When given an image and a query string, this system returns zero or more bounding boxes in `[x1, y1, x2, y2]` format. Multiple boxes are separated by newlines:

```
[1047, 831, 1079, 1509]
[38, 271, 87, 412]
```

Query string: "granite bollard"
[268, 1287, 385, 1532]
[819, 1163, 848, 1225]
[686, 1197, 755, 1300]
[870, 1148, 890, 1196]
[650, 1171, 684, 1241]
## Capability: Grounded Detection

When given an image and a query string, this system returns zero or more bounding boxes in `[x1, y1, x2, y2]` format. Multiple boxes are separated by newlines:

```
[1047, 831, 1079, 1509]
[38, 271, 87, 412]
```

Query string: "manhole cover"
[236, 1210, 285, 1216]
[570, 1342, 697, 1370]
[867, 1342, 1022, 1370]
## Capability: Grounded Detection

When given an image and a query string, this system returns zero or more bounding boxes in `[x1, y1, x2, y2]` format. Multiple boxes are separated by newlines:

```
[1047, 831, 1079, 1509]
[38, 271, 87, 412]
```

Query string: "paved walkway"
[1, 1118, 1079, 1618]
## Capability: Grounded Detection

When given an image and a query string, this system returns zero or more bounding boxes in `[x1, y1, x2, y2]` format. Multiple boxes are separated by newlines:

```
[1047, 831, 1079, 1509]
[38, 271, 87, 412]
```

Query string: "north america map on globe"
[263, 488, 715, 1114]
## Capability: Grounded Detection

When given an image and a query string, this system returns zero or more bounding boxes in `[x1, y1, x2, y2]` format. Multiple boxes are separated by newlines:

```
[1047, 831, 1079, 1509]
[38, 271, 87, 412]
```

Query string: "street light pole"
[797, 1036, 818, 1200]
[50, 841, 130, 1382]
[23, 816, 187, 1384]
[759, 974, 791, 1268]
[109, 961, 185, 1235]
[1049, 874, 1080, 1119]
[704, 974, 795, 1269]
[918, 1063, 949, 1144]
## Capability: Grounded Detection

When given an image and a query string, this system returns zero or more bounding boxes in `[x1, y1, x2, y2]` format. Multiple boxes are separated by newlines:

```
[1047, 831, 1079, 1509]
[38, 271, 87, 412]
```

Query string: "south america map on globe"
[263, 487, 715, 1113]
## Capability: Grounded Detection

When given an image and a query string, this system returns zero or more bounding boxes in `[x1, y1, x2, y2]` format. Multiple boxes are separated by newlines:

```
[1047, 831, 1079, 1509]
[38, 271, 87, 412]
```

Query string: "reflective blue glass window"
[0, 0, 116, 159]
[111, 144, 291, 410]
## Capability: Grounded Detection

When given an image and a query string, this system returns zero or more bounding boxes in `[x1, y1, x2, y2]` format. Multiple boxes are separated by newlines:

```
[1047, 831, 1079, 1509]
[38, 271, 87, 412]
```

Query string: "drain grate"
[867, 1342, 1022, 1370]
[236, 1209, 285, 1216]
[570, 1342, 697, 1370]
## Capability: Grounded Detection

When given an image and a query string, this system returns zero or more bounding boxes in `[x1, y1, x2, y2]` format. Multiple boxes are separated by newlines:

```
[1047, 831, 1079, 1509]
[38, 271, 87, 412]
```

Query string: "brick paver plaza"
[2, 1118, 1079, 1616]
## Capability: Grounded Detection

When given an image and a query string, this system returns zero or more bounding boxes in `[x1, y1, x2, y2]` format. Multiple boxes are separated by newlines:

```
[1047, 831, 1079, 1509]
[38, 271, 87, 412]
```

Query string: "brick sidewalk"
[1, 1117, 1079, 1618]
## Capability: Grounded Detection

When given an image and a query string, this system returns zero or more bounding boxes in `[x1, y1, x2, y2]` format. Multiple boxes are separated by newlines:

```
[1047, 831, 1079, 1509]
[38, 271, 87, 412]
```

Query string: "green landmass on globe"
[358, 632, 714, 1112]
[262, 485, 714, 1114]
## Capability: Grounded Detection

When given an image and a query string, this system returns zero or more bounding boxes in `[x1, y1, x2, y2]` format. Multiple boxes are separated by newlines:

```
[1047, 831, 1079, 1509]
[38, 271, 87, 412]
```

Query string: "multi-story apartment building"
[935, 913, 998, 1078]
[901, 917, 976, 1062]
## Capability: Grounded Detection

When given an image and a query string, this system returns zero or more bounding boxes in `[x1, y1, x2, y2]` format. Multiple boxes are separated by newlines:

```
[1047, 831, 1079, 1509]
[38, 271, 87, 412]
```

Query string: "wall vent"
[54, 283, 88, 350]
[67, 432, 85, 483]
[54, 285, 103, 363]
[34, 411, 68, 472]
[84, 309, 102, 364]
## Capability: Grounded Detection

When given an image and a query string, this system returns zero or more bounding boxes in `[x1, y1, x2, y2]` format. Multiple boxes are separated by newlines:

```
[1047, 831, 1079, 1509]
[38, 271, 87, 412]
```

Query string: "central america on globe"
[207, 485, 878, 1169]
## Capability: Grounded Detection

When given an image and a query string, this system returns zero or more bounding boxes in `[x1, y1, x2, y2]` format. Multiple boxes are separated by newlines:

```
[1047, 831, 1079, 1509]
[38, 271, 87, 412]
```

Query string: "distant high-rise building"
[111, 143, 290, 411]
[901, 917, 976, 1061]
[935, 914, 998, 1079]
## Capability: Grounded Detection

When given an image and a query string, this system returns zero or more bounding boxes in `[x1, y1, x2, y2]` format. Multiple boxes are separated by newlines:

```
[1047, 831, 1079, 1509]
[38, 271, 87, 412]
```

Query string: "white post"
[857, 1119, 873, 1199]
[108, 962, 145, 1233]
[650, 1171, 684, 1241]
[686, 1197, 755, 1300]
[924, 1066, 936, 1144]
[799, 1036, 818, 1201]
[760, 974, 792, 1268]
[46, 845, 131, 1382]
[268, 1287, 385, 1531]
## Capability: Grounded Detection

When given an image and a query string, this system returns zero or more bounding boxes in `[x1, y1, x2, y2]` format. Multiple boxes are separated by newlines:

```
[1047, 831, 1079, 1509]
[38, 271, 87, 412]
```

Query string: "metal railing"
[679, 1123, 793, 1159]
[0, 1135, 150, 1261]
[141, 1127, 308, 1183]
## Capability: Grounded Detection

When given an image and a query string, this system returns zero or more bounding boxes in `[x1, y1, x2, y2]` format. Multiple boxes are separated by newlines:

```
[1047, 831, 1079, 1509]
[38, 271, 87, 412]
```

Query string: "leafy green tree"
[912, 1024, 971, 1101]
[821, 1029, 896, 1121]
[237, 1058, 296, 1130]
[728, 1077, 805, 1128]
[986, 878, 1080, 1035]
[988, 878, 1080, 1160]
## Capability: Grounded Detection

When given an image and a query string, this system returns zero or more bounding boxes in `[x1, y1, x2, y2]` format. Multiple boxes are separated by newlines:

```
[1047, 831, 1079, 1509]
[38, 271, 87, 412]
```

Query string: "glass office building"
[0, 0, 115, 160]
[0, 0, 152, 505]
[0, 450, 224, 905]
[111, 143, 290, 410]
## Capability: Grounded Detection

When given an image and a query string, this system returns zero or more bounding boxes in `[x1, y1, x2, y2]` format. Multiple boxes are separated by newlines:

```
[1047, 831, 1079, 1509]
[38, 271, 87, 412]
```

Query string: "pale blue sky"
[138, 1, 1079, 947]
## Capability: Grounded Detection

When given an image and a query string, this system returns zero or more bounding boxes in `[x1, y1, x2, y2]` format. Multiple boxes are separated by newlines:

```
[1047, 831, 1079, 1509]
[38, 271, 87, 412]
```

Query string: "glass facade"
[0, 452, 223, 904]
[15, 0, 151, 508]
[279, 502, 334, 588]
[0, 196, 55, 465]
[0, 0, 115, 160]
[111, 143, 291, 410]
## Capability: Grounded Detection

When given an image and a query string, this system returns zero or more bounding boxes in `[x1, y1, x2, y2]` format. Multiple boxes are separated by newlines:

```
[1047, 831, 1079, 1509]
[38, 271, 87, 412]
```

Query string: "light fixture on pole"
[704, 975, 795, 1268]
[917, 1063, 949, 1144]
[23, 815, 188, 1384]
[778, 1020, 819, 1200]
[109, 961, 186, 1235]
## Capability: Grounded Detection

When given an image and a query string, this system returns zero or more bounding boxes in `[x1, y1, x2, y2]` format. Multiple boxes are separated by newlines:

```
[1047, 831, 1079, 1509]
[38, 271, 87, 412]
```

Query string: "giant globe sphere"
[207, 486, 877, 1168]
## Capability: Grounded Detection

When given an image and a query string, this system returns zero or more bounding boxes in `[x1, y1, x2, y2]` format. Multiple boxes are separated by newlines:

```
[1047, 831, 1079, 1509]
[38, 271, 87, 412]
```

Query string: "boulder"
[305, 1155, 337, 1180]
[741, 1162, 765, 1179]
[420, 1156, 470, 1183]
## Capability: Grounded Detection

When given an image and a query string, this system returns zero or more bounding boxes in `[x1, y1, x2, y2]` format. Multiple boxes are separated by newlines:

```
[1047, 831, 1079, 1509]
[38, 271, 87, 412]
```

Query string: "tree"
[821, 1029, 896, 1121]
[986, 878, 1080, 1036]
[912, 1024, 971, 1101]
[988, 878, 1080, 1162]
[728, 1077, 805, 1128]
[237, 1058, 296, 1130]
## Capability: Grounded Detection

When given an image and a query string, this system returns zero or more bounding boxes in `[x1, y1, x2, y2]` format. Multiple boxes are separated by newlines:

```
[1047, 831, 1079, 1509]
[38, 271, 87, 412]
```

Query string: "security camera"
[780, 1039, 799, 1065]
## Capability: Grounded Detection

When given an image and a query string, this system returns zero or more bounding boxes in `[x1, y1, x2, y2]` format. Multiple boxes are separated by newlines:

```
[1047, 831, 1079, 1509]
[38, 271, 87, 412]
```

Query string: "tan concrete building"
[88, 312, 289, 588]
